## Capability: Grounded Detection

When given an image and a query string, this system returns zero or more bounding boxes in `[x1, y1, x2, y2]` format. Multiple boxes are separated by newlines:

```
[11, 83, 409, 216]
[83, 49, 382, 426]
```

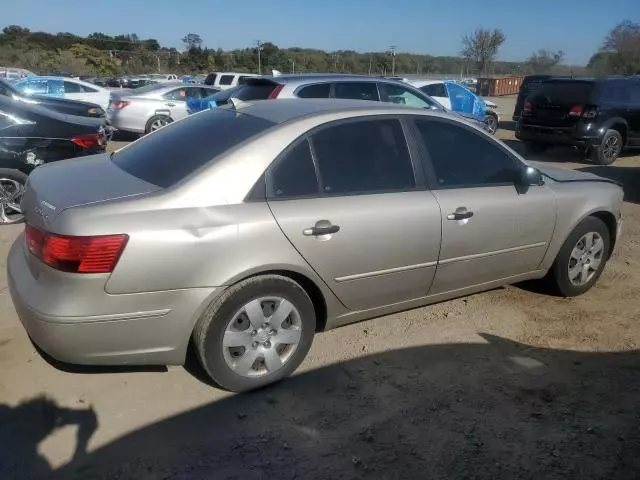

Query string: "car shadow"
[5, 335, 637, 480]
[500, 120, 518, 132]
[577, 165, 640, 205]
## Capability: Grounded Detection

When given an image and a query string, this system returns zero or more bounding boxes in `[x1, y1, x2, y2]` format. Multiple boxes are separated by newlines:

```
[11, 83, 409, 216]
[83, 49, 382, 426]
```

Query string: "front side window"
[220, 75, 235, 86]
[297, 83, 331, 99]
[21, 79, 49, 95]
[164, 88, 187, 101]
[333, 82, 379, 101]
[381, 83, 435, 108]
[63, 81, 82, 93]
[311, 118, 415, 195]
[415, 118, 519, 188]
[268, 140, 319, 199]
[420, 83, 447, 98]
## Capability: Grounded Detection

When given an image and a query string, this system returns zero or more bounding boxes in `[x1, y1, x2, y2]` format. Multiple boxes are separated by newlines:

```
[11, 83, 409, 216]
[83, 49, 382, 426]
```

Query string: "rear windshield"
[234, 82, 279, 101]
[528, 80, 595, 104]
[112, 108, 275, 188]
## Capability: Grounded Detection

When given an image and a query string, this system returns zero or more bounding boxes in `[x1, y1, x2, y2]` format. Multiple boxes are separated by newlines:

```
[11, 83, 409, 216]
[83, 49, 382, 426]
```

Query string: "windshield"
[0, 78, 20, 97]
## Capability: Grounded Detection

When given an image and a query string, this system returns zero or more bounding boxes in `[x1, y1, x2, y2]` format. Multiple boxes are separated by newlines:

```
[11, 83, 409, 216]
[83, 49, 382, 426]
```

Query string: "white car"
[147, 74, 180, 83]
[15, 76, 111, 110]
[203, 72, 260, 90]
[412, 80, 500, 134]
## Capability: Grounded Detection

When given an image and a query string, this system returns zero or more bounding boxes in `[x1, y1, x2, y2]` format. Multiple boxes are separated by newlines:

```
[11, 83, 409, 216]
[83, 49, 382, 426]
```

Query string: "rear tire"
[550, 217, 610, 297]
[193, 275, 316, 392]
[484, 112, 498, 134]
[523, 141, 550, 155]
[144, 115, 172, 134]
[590, 129, 622, 165]
[0, 169, 28, 225]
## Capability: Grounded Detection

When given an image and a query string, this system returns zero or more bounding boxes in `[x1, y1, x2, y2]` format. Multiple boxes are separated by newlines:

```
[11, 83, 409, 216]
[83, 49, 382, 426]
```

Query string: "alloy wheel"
[0, 178, 25, 224]
[222, 297, 302, 378]
[150, 119, 168, 131]
[568, 232, 605, 286]
[602, 135, 621, 162]
[485, 115, 498, 134]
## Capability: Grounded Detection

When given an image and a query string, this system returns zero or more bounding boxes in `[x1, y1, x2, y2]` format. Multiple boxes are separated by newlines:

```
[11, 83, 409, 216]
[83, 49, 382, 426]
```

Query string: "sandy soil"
[1, 96, 639, 479]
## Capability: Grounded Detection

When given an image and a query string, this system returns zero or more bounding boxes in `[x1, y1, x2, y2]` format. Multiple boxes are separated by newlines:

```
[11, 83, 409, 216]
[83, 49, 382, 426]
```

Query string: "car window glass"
[238, 76, 252, 85]
[381, 83, 433, 108]
[23, 79, 49, 95]
[184, 87, 202, 99]
[79, 84, 98, 93]
[312, 119, 415, 195]
[220, 75, 235, 86]
[629, 84, 640, 106]
[421, 83, 447, 98]
[601, 83, 633, 104]
[269, 140, 318, 199]
[163, 88, 187, 101]
[112, 109, 275, 188]
[416, 119, 518, 188]
[334, 82, 379, 101]
[297, 83, 331, 99]
[63, 81, 82, 93]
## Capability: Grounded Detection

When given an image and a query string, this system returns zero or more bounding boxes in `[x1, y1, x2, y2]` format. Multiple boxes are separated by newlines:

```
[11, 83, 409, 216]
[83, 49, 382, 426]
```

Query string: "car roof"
[411, 80, 444, 87]
[256, 74, 400, 86]
[234, 98, 453, 124]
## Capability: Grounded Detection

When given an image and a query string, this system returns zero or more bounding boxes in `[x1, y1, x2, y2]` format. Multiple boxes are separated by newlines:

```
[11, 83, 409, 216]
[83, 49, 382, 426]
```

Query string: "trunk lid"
[22, 153, 161, 230]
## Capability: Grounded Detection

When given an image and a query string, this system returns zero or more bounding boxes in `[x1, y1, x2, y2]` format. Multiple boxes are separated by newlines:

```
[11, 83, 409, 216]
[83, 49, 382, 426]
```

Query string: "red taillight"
[523, 100, 532, 115]
[268, 84, 284, 99]
[71, 132, 105, 149]
[568, 104, 583, 117]
[113, 100, 130, 109]
[25, 224, 128, 274]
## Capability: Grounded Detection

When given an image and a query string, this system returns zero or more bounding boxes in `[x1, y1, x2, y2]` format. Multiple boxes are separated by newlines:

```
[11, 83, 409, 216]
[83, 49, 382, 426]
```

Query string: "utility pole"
[289, 58, 295, 73]
[368, 55, 372, 75]
[255, 40, 263, 74]
[390, 45, 396, 76]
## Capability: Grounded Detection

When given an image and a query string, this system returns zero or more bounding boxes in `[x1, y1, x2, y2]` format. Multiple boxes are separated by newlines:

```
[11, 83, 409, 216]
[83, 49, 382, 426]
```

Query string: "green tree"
[461, 28, 506, 75]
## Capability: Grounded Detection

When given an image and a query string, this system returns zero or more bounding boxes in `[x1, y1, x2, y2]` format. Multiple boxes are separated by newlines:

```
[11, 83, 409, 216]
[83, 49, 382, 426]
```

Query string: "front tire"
[193, 275, 316, 392]
[0, 169, 28, 225]
[550, 217, 610, 297]
[590, 129, 622, 165]
[484, 113, 498, 134]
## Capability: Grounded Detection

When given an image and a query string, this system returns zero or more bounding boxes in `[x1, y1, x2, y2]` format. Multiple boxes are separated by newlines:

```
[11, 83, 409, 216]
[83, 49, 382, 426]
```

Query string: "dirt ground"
[1, 96, 639, 479]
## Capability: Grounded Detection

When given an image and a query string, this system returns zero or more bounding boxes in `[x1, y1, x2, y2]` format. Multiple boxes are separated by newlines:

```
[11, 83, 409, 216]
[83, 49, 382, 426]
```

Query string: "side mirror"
[516, 166, 544, 193]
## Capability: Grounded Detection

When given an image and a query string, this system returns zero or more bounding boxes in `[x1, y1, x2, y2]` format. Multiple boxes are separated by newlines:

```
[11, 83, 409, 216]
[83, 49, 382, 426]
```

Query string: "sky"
[3, 0, 638, 65]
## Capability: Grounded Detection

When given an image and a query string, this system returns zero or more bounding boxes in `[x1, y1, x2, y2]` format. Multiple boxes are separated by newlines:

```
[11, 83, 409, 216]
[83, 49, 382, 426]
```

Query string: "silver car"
[107, 83, 219, 134]
[9, 100, 623, 392]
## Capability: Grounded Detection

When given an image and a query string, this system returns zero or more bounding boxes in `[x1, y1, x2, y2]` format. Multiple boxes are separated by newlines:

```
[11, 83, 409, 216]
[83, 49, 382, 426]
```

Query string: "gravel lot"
[1, 96, 639, 479]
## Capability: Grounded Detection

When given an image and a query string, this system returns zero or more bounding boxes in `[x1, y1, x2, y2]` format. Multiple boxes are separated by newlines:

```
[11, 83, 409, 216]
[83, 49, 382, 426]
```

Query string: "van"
[203, 72, 260, 90]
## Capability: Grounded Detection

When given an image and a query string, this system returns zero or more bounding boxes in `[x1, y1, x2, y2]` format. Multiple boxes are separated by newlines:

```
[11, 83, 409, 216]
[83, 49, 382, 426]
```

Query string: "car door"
[410, 116, 556, 295]
[267, 117, 442, 311]
[419, 83, 451, 109]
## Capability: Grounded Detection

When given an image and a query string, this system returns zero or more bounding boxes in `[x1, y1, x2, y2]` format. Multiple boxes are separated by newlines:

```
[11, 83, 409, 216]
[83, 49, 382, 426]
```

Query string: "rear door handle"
[303, 224, 340, 236]
[447, 211, 474, 221]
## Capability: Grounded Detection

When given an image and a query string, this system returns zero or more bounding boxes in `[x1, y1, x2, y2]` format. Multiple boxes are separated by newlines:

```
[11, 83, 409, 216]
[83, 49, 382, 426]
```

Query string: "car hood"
[529, 162, 622, 186]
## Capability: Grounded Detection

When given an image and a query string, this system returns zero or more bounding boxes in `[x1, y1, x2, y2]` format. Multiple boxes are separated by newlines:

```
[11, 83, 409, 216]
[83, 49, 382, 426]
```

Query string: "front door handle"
[165, 103, 176, 107]
[447, 210, 474, 221]
[303, 221, 340, 236]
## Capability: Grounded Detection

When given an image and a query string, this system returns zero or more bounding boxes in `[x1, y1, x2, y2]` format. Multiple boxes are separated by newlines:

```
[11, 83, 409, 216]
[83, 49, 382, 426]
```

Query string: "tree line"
[0, 21, 637, 78]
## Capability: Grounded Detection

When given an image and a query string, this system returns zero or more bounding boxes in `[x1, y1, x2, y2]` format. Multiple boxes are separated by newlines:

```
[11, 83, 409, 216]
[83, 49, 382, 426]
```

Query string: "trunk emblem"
[34, 200, 56, 220]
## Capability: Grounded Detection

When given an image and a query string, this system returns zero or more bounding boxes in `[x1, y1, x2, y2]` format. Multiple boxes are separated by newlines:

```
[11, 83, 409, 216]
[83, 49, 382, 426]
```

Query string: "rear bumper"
[516, 122, 603, 148]
[106, 110, 146, 134]
[8, 236, 219, 366]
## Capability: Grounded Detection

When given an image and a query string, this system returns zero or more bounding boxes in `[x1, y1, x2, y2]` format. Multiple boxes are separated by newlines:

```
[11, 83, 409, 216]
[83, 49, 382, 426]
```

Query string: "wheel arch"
[600, 118, 629, 146]
[589, 210, 618, 259]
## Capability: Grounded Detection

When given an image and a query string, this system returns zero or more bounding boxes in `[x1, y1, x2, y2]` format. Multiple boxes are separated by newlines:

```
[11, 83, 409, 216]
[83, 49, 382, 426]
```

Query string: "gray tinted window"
[63, 81, 82, 93]
[415, 119, 518, 188]
[235, 83, 278, 101]
[112, 109, 275, 188]
[297, 83, 331, 98]
[269, 140, 318, 199]
[420, 83, 447, 97]
[164, 88, 186, 101]
[334, 82, 379, 101]
[220, 75, 235, 86]
[312, 119, 414, 195]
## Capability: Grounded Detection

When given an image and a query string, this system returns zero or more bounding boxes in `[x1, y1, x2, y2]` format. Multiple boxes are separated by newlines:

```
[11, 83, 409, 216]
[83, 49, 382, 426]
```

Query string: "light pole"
[255, 40, 263, 74]
[289, 58, 295, 74]
[390, 45, 396, 76]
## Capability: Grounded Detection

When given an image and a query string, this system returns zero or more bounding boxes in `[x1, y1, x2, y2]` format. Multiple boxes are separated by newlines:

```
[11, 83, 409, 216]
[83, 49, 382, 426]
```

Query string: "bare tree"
[461, 28, 505, 75]
[526, 49, 565, 74]
[602, 20, 640, 75]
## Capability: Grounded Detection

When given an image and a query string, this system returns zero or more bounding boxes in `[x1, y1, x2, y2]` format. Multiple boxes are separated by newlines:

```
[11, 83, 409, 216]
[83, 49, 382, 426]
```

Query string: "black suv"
[515, 76, 640, 164]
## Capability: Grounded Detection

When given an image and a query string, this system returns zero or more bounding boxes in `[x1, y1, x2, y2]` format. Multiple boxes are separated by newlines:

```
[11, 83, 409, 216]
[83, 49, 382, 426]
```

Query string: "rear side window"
[297, 83, 331, 98]
[415, 118, 518, 188]
[311, 118, 414, 195]
[420, 83, 447, 98]
[63, 81, 82, 93]
[204, 73, 217, 85]
[219, 75, 235, 86]
[235, 83, 279, 101]
[164, 88, 187, 101]
[112, 109, 275, 188]
[268, 140, 319, 199]
[599, 82, 633, 104]
[334, 82, 379, 101]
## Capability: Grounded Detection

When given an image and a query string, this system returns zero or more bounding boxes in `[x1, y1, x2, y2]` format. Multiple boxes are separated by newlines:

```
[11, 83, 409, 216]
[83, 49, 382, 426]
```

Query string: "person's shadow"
[0, 396, 97, 479]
